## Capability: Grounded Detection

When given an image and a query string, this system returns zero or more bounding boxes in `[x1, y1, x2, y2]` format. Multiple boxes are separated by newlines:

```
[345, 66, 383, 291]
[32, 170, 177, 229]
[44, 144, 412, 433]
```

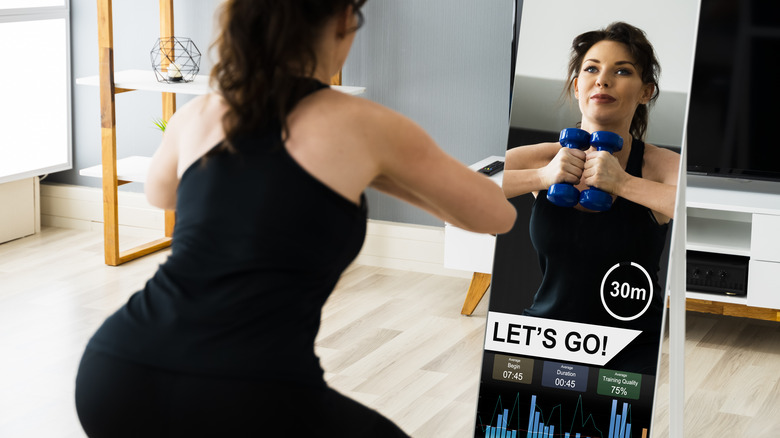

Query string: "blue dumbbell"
[578, 131, 624, 211]
[547, 128, 591, 207]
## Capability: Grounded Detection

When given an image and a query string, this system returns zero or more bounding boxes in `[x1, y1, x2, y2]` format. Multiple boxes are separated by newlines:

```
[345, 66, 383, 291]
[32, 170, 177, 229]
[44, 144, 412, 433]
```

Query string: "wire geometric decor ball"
[150, 37, 201, 83]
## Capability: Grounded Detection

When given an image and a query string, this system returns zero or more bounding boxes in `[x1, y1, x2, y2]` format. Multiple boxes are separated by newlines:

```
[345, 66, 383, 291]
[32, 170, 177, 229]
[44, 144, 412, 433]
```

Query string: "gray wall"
[54, 0, 514, 227]
[344, 0, 513, 226]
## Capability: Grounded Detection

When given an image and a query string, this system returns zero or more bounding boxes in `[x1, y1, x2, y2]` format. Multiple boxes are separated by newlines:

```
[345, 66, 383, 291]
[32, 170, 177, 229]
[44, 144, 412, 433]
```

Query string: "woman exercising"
[502, 22, 679, 374]
[74, 1, 516, 436]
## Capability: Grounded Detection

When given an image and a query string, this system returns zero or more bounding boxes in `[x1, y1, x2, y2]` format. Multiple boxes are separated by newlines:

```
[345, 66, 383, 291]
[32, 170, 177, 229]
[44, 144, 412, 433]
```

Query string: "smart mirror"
[474, 1, 697, 436]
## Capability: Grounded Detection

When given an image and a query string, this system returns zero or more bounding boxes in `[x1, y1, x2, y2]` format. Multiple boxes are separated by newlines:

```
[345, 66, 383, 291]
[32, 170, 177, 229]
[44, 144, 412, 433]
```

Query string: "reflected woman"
[502, 22, 679, 374]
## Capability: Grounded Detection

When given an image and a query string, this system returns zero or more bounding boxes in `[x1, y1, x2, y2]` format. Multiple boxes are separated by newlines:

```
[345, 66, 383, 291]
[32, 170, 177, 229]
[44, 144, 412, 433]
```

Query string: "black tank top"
[86, 80, 367, 386]
[525, 139, 668, 349]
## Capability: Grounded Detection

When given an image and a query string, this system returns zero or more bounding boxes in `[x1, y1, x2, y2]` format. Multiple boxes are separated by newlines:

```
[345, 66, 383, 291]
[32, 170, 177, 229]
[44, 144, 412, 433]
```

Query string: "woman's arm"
[145, 120, 180, 211]
[367, 107, 517, 234]
[615, 175, 677, 220]
[369, 174, 453, 222]
[502, 143, 587, 199]
[145, 94, 228, 211]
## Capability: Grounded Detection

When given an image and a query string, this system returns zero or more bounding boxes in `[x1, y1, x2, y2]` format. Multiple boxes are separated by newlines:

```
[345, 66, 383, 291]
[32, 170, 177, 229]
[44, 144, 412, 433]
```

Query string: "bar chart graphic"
[526, 394, 642, 438]
[485, 408, 519, 438]
[524, 393, 606, 438]
[481, 393, 648, 438]
[481, 393, 523, 438]
[606, 399, 634, 438]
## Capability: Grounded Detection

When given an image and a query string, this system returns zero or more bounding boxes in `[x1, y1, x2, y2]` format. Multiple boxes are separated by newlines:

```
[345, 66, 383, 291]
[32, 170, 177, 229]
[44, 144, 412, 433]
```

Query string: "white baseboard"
[40, 183, 166, 237]
[357, 220, 471, 278]
[39, 183, 472, 278]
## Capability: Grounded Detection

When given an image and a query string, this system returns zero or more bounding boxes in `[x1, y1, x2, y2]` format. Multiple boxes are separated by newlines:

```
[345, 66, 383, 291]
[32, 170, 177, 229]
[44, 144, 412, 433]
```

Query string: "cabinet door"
[751, 214, 780, 263]
[0, 5, 71, 184]
[444, 224, 496, 274]
[747, 260, 780, 309]
[0, 178, 35, 243]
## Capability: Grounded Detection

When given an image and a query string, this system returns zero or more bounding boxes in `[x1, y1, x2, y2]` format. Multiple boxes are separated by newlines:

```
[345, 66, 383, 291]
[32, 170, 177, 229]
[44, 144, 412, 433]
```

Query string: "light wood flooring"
[1, 226, 779, 437]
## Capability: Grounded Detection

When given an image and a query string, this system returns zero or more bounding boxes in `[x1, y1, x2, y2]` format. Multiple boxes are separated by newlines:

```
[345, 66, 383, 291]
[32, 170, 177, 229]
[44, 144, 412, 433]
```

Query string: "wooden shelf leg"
[160, 0, 177, 242]
[97, 0, 120, 266]
[461, 272, 491, 316]
[95, 0, 176, 266]
[164, 210, 175, 237]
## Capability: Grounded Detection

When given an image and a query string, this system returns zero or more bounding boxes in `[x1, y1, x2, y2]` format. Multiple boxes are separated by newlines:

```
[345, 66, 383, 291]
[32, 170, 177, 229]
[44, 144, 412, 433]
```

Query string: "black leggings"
[75, 349, 410, 437]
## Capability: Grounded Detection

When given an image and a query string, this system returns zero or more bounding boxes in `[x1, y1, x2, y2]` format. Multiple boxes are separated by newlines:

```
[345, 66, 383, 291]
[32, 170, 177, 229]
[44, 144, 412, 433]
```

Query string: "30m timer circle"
[600, 262, 653, 321]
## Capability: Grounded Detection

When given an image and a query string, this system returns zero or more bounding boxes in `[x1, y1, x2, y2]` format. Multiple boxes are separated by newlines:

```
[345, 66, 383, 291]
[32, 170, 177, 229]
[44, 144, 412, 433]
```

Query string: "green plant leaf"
[152, 117, 168, 132]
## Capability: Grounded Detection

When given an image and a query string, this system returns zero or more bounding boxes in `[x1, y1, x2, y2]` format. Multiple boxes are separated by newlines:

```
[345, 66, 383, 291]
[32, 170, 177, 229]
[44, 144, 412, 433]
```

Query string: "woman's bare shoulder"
[643, 142, 680, 184]
[320, 88, 404, 122]
[643, 143, 680, 165]
[304, 89, 435, 152]
[164, 93, 227, 176]
[164, 93, 225, 134]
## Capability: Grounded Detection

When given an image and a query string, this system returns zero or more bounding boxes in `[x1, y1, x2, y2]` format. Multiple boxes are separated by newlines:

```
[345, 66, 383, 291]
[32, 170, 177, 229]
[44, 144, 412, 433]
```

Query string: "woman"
[503, 22, 679, 374]
[74, 1, 516, 436]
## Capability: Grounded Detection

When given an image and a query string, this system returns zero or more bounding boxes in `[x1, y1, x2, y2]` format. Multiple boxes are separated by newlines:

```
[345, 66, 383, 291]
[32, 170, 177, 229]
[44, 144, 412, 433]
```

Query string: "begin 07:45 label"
[492, 354, 534, 385]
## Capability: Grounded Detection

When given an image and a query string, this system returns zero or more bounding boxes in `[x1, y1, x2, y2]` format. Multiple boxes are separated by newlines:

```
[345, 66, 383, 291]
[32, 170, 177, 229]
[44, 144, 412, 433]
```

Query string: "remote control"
[478, 160, 504, 176]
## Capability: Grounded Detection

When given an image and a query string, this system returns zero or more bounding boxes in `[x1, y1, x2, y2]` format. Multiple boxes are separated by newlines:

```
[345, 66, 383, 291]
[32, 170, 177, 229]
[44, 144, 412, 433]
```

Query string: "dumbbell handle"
[578, 131, 623, 211]
[546, 128, 590, 208]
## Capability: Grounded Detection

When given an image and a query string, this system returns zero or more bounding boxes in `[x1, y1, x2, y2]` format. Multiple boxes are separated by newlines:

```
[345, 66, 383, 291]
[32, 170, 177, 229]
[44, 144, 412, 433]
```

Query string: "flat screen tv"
[686, 0, 780, 181]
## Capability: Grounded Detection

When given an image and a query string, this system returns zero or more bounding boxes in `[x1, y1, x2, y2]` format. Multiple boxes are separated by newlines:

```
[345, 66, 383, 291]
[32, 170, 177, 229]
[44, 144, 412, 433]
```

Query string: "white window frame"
[0, 1, 72, 184]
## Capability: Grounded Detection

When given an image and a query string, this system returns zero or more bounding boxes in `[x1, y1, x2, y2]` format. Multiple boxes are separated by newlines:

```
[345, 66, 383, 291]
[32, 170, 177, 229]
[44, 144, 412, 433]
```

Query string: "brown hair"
[210, 0, 367, 151]
[565, 21, 660, 141]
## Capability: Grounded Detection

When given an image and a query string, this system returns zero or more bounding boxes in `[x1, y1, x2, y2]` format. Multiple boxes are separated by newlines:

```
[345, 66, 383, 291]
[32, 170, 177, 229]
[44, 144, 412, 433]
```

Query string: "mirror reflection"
[474, 2, 699, 436]
[493, 0, 697, 374]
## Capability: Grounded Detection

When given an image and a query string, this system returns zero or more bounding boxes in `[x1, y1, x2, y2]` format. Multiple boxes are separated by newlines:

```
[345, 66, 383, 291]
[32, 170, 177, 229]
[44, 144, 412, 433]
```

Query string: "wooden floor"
[1, 227, 779, 437]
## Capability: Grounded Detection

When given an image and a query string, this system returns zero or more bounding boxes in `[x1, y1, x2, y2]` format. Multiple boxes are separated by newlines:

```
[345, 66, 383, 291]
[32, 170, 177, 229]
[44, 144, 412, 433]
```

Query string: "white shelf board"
[687, 178, 780, 215]
[76, 69, 366, 96]
[332, 85, 366, 95]
[686, 216, 751, 256]
[79, 156, 151, 183]
[76, 70, 210, 95]
[686, 291, 748, 305]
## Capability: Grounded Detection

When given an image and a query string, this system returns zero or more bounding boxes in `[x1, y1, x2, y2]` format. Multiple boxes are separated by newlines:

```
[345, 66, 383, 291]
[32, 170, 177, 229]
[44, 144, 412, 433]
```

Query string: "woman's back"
[88, 81, 369, 385]
[164, 85, 381, 205]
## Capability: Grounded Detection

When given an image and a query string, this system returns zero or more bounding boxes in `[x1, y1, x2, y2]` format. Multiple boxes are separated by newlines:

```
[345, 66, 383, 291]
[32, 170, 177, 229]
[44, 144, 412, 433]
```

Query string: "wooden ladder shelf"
[95, 0, 175, 266]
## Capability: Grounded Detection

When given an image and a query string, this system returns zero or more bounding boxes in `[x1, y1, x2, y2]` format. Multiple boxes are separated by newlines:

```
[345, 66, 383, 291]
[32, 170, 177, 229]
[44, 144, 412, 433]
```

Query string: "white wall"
[510, 0, 700, 148]
[515, 0, 698, 93]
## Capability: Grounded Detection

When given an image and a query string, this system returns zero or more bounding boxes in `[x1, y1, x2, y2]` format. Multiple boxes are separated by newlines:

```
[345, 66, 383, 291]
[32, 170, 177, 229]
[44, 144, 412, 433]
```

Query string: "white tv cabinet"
[686, 175, 780, 321]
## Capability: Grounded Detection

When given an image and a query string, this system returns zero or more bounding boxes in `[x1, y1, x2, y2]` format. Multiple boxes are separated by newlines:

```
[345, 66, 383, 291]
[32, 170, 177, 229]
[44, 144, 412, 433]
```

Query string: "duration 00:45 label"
[541, 361, 589, 392]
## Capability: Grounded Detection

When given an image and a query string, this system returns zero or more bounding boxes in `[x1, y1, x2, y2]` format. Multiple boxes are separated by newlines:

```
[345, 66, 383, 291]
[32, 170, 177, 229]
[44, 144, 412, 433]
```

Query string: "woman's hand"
[582, 150, 628, 194]
[538, 147, 587, 188]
